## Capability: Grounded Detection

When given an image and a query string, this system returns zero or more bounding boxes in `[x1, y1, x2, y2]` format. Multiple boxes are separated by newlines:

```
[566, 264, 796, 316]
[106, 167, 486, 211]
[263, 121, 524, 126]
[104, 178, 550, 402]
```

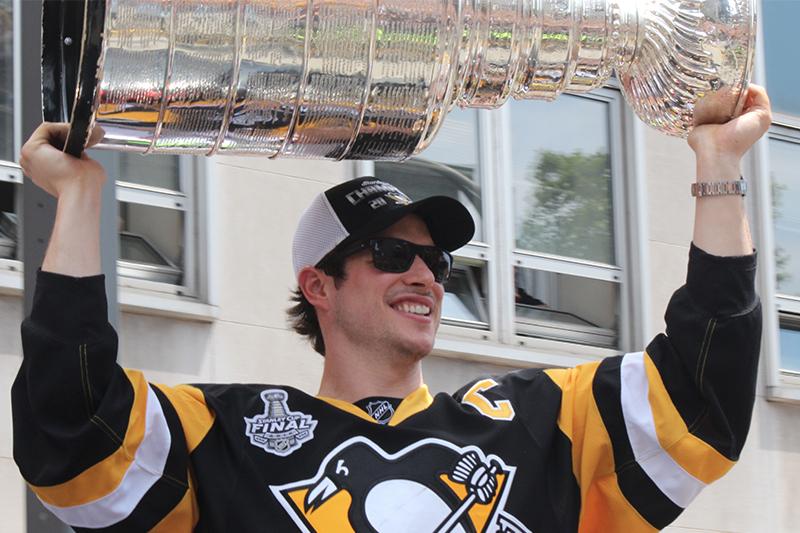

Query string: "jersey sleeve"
[11, 271, 215, 532]
[544, 244, 761, 532]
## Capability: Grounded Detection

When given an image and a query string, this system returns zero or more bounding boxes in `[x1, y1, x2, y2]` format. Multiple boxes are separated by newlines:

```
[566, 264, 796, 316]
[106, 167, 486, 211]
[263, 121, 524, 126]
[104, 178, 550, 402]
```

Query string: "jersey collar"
[317, 385, 433, 426]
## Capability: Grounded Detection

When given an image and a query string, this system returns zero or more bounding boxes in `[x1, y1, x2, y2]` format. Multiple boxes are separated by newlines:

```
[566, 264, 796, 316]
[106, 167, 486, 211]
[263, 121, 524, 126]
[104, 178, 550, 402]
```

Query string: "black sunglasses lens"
[369, 238, 451, 282]
[372, 239, 414, 272]
[419, 248, 452, 282]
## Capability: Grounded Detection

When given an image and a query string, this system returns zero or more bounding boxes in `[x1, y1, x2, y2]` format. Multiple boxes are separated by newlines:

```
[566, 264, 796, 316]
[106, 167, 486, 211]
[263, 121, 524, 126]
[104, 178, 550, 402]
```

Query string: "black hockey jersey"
[12, 245, 761, 532]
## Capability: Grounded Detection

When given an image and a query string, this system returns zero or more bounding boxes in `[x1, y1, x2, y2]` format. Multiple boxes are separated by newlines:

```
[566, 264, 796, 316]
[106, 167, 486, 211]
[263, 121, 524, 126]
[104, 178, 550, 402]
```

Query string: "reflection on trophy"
[43, 0, 755, 160]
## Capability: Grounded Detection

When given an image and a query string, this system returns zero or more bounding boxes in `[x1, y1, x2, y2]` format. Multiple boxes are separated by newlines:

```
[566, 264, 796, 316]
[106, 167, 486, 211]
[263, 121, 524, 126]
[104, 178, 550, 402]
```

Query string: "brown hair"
[286, 256, 347, 356]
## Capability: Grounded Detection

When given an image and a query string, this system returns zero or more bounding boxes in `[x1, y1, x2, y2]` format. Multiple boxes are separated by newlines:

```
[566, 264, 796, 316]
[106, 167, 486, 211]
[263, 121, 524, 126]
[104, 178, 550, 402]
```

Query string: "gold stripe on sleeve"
[31, 369, 149, 507]
[546, 365, 660, 532]
[152, 384, 215, 453]
[545, 364, 615, 487]
[643, 352, 735, 484]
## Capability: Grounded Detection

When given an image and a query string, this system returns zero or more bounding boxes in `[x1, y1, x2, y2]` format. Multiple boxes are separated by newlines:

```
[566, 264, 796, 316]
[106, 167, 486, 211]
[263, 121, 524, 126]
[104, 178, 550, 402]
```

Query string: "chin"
[401, 338, 434, 362]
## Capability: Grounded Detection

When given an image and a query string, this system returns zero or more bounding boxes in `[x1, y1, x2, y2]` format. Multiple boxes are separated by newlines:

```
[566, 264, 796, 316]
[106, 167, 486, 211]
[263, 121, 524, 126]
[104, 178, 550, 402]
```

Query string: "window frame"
[767, 124, 800, 383]
[0, 0, 22, 286]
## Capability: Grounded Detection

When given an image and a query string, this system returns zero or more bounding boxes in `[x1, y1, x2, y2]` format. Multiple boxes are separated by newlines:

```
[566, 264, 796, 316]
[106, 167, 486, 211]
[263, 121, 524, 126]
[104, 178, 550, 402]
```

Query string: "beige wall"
[0, 133, 798, 532]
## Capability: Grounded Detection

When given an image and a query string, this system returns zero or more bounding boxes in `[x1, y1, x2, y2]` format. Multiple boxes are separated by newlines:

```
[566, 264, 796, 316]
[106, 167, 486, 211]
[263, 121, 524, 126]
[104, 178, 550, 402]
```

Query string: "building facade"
[0, 0, 798, 531]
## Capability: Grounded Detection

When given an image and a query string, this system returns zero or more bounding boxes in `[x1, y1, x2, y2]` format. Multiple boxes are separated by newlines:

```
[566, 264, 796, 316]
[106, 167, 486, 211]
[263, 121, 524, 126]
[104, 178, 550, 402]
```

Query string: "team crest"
[270, 436, 531, 532]
[244, 389, 317, 457]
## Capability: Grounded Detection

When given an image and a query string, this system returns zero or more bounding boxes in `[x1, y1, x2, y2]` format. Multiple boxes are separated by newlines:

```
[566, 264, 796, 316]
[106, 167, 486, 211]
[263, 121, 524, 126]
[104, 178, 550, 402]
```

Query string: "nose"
[403, 254, 437, 286]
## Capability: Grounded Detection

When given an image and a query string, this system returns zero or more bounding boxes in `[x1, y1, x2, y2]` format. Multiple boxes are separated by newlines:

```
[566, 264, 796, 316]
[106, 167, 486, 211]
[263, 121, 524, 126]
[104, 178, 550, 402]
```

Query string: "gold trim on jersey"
[30, 369, 149, 506]
[544, 363, 659, 532]
[642, 353, 734, 483]
[317, 385, 433, 426]
[154, 383, 216, 453]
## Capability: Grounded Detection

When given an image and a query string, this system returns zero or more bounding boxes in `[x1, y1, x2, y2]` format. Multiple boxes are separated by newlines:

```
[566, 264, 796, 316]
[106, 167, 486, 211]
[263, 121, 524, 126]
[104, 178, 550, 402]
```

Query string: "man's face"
[329, 214, 446, 361]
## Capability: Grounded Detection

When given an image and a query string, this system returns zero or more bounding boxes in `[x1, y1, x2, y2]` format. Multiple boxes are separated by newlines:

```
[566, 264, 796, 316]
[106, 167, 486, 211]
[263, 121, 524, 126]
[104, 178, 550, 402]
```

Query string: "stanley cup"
[42, 0, 756, 160]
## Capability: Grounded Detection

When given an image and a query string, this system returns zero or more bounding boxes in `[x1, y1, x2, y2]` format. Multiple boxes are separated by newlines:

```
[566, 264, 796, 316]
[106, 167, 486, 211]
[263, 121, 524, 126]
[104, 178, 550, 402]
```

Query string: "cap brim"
[321, 195, 475, 264]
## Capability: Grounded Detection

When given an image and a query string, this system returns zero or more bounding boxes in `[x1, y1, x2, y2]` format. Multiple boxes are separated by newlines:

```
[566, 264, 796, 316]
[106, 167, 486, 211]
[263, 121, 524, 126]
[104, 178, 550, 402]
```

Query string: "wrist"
[56, 178, 104, 205]
[695, 155, 741, 182]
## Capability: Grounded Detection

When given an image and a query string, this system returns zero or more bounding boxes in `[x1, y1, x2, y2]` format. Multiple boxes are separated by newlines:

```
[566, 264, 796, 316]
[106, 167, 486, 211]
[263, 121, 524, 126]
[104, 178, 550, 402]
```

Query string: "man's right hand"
[20, 123, 107, 277]
[19, 122, 106, 198]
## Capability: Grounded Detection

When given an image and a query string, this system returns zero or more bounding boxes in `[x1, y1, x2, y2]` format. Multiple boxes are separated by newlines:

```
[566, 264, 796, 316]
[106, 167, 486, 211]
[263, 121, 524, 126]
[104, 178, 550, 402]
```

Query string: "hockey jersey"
[12, 245, 761, 532]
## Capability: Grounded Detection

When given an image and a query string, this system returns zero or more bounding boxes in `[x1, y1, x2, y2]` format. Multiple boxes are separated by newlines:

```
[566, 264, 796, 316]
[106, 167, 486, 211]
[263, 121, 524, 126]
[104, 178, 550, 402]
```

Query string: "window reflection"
[443, 261, 489, 329]
[375, 108, 483, 242]
[770, 137, 800, 298]
[763, 0, 800, 117]
[1, 0, 13, 162]
[779, 322, 800, 374]
[118, 202, 184, 284]
[509, 95, 615, 265]
[90, 150, 181, 191]
[514, 267, 618, 348]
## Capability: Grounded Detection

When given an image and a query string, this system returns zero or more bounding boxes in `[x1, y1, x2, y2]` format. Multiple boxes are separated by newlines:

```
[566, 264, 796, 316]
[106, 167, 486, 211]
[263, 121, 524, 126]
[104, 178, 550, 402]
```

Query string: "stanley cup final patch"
[245, 389, 318, 457]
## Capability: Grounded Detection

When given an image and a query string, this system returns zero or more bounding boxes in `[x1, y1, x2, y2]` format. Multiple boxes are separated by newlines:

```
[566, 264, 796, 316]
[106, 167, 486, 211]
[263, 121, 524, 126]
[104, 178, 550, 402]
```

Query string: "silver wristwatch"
[691, 178, 747, 198]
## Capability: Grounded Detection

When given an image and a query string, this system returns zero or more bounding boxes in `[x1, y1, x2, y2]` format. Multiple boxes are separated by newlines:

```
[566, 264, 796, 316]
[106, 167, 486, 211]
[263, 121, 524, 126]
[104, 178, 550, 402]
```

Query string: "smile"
[391, 302, 431, 317]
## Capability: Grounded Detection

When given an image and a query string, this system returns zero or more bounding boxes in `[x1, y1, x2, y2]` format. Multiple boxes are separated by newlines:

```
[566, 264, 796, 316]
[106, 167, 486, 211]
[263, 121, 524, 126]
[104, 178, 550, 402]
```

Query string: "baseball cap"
[292, 177, 475, 276]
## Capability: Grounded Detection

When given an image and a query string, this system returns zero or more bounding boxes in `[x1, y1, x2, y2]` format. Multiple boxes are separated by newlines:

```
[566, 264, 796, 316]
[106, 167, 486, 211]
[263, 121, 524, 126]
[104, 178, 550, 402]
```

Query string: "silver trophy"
[43, 0, 755, 160]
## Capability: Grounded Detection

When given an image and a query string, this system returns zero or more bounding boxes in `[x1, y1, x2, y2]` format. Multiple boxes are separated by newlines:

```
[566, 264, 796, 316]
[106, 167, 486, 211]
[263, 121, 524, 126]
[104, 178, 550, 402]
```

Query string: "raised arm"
[689, 84, 772, 256]
[543, 86, 772, 532]
[14, 124, 206, 531]
[18, 122, 105, 276]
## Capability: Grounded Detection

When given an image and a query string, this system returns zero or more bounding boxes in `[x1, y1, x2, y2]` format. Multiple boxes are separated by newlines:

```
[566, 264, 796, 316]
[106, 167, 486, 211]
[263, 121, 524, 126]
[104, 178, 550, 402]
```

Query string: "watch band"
[691, 178, 747, 198]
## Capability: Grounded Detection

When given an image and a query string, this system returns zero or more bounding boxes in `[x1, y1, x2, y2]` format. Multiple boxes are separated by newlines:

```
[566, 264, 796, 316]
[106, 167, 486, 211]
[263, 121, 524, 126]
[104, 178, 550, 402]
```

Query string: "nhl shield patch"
[245, 389, 317, 457]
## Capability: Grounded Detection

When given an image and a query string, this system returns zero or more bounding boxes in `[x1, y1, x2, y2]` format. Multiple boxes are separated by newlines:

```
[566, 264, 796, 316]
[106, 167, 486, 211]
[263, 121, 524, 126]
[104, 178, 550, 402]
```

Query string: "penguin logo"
[244, 389, 317, 457]
[270, 436, 530, 532]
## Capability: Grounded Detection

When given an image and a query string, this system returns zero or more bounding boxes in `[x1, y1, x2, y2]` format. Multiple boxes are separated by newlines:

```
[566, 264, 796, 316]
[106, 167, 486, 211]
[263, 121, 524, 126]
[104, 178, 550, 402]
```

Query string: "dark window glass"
[779, 322, 800, 373]
[1, 0, 13, 162]
[514, 267, 618, 348]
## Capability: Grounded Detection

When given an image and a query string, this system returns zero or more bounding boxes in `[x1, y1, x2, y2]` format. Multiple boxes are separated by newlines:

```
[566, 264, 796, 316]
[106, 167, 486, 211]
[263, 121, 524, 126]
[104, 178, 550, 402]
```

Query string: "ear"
[297, 266, 334, 312]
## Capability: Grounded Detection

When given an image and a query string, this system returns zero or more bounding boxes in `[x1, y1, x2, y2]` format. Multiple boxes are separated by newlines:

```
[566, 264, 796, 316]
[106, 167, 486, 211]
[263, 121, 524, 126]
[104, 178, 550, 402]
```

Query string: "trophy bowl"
[42, 0, 756, 160]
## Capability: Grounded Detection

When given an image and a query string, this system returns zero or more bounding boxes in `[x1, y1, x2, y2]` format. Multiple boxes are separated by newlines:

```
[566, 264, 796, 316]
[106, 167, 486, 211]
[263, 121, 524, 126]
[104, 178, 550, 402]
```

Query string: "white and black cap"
[292, 177, 475, 276]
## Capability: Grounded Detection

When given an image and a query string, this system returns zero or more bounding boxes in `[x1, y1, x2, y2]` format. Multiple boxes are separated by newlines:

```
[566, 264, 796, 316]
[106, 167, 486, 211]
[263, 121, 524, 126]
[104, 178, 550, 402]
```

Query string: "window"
[90, 150, 200, 295]
[376, 87, 631, 355]
[508, 92, 622, 349]
[0, 0, 19, 265]
[768, 130, 800, 374]
[763, 0, 800, 376]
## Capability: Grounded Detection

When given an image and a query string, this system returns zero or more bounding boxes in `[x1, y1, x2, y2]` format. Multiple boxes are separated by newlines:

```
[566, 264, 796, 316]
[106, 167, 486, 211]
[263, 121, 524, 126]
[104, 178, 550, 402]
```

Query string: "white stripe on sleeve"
[40, 384, 172, 528]
[620, 351, 706, 508]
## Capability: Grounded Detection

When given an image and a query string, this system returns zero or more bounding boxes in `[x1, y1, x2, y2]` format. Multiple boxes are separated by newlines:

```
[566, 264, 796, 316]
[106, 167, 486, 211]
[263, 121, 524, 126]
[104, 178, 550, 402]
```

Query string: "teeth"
[393, 302, 431, 316]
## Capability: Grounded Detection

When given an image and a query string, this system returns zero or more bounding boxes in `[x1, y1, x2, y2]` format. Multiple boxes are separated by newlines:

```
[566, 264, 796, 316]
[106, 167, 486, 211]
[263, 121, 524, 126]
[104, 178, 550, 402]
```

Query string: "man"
[12, 85, 772, 532]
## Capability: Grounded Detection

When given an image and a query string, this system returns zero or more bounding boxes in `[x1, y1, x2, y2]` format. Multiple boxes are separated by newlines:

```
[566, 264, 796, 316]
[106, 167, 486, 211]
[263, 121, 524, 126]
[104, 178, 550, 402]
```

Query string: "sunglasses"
[332, 237, 453, 283]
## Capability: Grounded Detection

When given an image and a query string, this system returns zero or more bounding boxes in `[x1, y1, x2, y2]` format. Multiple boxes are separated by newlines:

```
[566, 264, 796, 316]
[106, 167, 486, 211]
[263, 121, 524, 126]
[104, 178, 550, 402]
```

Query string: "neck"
[317, 347, 424, 403]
